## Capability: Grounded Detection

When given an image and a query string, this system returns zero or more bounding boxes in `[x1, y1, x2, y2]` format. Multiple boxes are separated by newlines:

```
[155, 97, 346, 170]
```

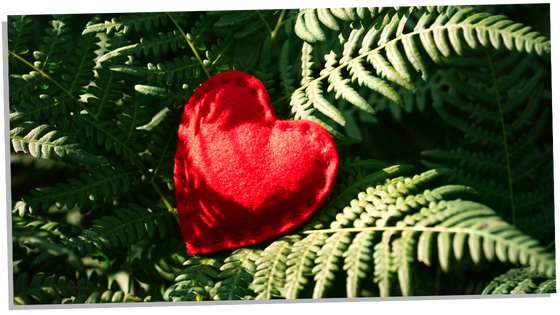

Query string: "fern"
[215, 248, 260, 300]
[252, 236, 297, 299]
[8, 5, 553, 306]
[165, 256, 223, 301]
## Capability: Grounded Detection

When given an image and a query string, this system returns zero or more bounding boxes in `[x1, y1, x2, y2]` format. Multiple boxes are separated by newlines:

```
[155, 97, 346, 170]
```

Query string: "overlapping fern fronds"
[9, 4, 553, 306]
[282, 6, 551, 133]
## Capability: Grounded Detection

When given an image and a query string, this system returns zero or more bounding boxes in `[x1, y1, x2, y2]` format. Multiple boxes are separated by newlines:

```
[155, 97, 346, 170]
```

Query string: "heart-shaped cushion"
[174, 71, 339, 255]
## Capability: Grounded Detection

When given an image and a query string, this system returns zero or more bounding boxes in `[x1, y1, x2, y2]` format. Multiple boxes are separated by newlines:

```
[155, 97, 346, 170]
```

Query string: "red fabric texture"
[174, 71, 339, 255]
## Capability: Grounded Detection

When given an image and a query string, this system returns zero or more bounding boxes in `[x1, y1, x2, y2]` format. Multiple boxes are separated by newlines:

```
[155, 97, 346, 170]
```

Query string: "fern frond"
[254, 36, 276, 94]
[9, 72, 42, 104]
[10, 121, 105, 165]
[61, 32, 100, 95]
[76, 114, 144, 164]
[340, 156, 393, 175]
[213, 10, 258, 29]
[305, 164, 413, 230]
[214, 248, 260, 300]
[324, 52, 376, 115]
[109, 55, 201, 86]
[203, 34, 235, 75]
[142, 109, 181, 182]
[165, 256, 222, 301]
[98, 31, 185, 63]
[306, 80, 345, 125]
[329, 168, 456, 230]
[305, 9, 328, 41]
[83, 12, 170, 35]
[15, 163, 140, 215]
[312, 232, 351, 298]
[317, 8, 340, 30]
[83, 68, 128, 120]
[13, 271, 108, 304]
[253, 236, 298, 300]
[391, 230, 416, 296]
[294, 12, 316, 44]
[33, 16, 70, 73]
[79, 290, 147, 303]
[535, 279, 556, 294]
[416, 200, 555, 276]
[284, 233, 327, 299]
[482, 267, 555, 294]
[62, 203, 176, 255]
[8, 15, 34, 68]
[367, 51, 420, 96]
[186, 13, 218, 51]
[115, 89, 153, 142]
[12, 225, 83, 270]
[131, 239, 189, 284]
[373, 231, 394, 297]
[135, 84, 193, 109]
[342, 230, 374, 297]
[348, 58, 404, 107]
[278, 39, 296, 98]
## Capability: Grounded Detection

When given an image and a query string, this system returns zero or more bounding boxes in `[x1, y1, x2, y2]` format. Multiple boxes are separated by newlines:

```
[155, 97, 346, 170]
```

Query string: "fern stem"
[166, 12, 211, 79]
[486, 50, 516, 226]
[304, 224, 509, 235]
[8, 49, 97, 119]
[150, 179, 180, 226]
[270, 9, 286, 45]
[256, 11, 274, 37]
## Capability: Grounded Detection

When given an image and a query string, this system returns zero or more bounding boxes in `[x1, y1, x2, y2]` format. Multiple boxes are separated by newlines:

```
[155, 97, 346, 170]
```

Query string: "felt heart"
[174, 71, 339, 255]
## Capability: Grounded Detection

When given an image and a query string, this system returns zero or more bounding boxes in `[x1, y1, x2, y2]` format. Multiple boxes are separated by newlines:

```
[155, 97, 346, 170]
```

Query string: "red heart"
[174, 71, 339, 255]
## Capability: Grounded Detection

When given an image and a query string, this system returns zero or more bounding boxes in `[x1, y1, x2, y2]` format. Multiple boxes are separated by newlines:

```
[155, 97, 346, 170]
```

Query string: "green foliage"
[9, 4, 553, 306]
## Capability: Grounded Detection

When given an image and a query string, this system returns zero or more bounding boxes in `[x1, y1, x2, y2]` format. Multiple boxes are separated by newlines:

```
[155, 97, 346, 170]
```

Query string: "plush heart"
[174, 71, 339, 255]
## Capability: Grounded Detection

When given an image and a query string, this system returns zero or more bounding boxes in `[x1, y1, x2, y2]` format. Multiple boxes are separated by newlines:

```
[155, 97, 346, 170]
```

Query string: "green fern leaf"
[8, 15, 34, 67]
[62, 203, 176, 255]
[317, 8, 340, 31]
[61, 31, 100, 94]
[342, 230, 374, 297]
[165, 256, 222, 301]
[131, 240, 189, 284]
[213, 10, 257, 28]
[109, 55, 201, 86]
[253, 236, 298, 299]
[14, 271, 108, 304]
[83, 12, 169, 35]
[324, 52, 376, 115]
[254, 36, 276, 94]
[215, 248, 260, 300]
[306, 164, 413, 230]
[295, 12, 318, 43]
[392, 230, 417, 296]
[233, 18, 267, 40]
[142, 109, 181, 182]
[330, 8, 352, 21]
[348, 58, 405, 108]
[10, 121, 105, 165]
[98, 30, 184, 62]
[312, 232, 351, 298]
[278, 39, 296, 98]
[304, 9, 326, 42]
[33, 17, 70, 73]
[284, 233, 327, 299]
[306, 80, 346, 125]
[367, 51, 420, 96]
[203, 34, 235, 74]
[186, 13, 218, 51]
[373, 231, 395, 297]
